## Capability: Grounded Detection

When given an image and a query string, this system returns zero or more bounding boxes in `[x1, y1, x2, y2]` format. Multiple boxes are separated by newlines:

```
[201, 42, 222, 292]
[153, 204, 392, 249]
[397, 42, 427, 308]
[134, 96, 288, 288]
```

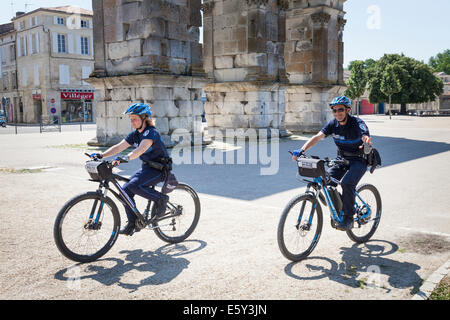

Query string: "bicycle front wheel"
[153, 183, 200, 244]
[277, 194, 323, 262]
[346, 184, 382, 243]
[53, 192, 120, 263]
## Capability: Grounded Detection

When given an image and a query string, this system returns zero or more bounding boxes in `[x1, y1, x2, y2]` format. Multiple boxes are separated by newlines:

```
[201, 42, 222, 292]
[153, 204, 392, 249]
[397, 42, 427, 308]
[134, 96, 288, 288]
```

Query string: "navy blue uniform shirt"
[125, 125, 169, 162]
[320, 115, 370, 154]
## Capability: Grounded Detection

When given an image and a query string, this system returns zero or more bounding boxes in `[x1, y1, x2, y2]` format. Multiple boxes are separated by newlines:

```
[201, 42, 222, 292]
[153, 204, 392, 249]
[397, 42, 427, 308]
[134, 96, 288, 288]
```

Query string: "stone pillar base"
[86, 74, 208, 147]
[203, 81, 289, 139]
[284, 84, 346, 133]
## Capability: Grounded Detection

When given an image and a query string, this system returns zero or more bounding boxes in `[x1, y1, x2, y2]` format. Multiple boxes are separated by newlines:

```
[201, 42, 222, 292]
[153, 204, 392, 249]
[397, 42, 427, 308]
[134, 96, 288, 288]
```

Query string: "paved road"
[0, 115, 449, 300]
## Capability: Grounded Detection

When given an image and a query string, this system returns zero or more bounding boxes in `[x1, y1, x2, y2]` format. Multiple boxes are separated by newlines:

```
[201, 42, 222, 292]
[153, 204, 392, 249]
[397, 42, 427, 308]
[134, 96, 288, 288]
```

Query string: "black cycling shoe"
[337, 216, 353, 231]
[153, 194, 169, 217]
[119, 221, 136, 236]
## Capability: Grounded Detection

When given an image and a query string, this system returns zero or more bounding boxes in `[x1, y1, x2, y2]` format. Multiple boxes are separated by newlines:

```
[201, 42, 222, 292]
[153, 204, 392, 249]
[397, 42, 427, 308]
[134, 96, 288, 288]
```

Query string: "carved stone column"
[202, 0, 288, 138]
[87, 0, 207, 147]
[283, 0, 347, 132]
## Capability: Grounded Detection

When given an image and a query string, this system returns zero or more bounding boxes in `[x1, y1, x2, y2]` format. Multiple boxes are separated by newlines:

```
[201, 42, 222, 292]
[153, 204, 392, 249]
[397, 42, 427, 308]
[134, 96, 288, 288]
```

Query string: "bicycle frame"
[90, 173, 181, 229]
[298, 175, 372, 227]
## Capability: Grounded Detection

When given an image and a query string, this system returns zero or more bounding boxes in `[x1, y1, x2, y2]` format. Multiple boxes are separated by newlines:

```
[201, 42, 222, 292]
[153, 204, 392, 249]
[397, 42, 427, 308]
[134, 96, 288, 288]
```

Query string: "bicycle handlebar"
[288, 151, 349, 167]
[84, 153, 128, 167]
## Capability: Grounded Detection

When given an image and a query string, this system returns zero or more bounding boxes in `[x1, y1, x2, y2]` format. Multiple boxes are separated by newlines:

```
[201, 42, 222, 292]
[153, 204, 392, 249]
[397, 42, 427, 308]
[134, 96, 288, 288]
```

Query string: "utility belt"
[337, 149, 364, 159]
[142, 157, 172, 172]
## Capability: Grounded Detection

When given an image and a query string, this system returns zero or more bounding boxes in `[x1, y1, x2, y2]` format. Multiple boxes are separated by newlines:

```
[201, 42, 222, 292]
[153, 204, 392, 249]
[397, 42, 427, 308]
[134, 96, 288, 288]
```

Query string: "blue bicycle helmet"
[123, 103, 152, 116]
[329, 96, 352, 108]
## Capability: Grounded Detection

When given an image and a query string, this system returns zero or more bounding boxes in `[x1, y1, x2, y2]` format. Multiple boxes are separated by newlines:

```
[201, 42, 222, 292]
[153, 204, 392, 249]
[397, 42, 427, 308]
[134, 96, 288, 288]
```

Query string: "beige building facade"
[3, 6, 96, 124]
[0, 23, 20, 122]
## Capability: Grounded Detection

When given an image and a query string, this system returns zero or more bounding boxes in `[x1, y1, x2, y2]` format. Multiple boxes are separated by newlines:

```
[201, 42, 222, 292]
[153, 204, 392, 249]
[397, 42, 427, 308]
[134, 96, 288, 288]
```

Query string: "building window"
[81, 20, 88, 28]
[80, 37, 89, 55]
[32, 34, 37, 54]
[57, 17, 65, 25]
[10, 44, 15, 62]
[20, 37, 26, 56]
[57, 34, 66, 53]
[19, 21, 25, 30]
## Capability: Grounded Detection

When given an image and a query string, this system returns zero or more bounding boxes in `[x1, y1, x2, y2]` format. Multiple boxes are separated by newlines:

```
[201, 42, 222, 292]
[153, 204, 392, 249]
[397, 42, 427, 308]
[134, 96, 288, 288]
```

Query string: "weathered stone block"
[234, 53, 267, 68]
[143, 38, 161, 56]
[154, 117, 169, 134]
[126, 18, 165, 40]
[169, 116, 192, 131]
[173, 87, 191, 100]
[108, 42, 129, 60]
[214, 68, 248, 82]
[215, 56, 234, 69]
[177, 100, 193, 116]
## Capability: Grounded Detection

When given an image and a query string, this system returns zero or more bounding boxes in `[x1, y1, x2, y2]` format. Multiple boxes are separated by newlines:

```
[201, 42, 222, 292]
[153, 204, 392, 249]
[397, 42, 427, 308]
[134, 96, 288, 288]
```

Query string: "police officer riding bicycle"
[90, 103, 170, 236]
[291, 96, 373, 231]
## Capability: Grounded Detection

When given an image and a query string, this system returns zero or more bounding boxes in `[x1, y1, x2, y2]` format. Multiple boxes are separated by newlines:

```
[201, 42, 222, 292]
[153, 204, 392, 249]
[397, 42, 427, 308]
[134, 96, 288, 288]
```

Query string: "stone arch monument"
[87, 0, 347, 146]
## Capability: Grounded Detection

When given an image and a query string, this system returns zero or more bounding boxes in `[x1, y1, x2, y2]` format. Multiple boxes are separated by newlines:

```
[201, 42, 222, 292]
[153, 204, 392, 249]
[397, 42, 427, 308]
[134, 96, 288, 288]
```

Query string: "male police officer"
[291, 96, 372, 231]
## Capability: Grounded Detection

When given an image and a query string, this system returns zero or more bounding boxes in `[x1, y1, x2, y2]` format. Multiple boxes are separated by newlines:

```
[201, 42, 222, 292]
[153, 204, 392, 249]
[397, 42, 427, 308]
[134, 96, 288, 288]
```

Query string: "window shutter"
[17, 38, 21, 57]
[59, 65, 70, 85]
[35, 33, 39, 53]
[54, 16, 58, 25]
[28, 34, 33, 54]
[76, 35, 81, 55]
[89, 19, 92, 29]
[52, 32, 58, 53]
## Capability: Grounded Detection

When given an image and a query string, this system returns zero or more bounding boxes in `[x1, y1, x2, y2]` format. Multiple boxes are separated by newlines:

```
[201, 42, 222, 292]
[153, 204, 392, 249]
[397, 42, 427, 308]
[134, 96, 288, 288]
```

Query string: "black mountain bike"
[54, 155, 200, 263]
[277, 154, 382, 262]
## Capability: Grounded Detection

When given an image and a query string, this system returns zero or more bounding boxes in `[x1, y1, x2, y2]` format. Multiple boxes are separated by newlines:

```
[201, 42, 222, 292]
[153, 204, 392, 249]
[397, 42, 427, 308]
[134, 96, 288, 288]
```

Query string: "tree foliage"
[344, 60, 367, 101]
[429, 49, 450, 74]
[367, 54, 444, 107]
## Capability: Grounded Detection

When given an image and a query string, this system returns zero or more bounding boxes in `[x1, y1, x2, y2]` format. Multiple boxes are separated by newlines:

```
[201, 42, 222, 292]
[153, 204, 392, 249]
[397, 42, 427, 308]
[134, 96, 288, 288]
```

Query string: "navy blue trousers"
[328, 158, 367, 218]
[122, 165, 165, 223]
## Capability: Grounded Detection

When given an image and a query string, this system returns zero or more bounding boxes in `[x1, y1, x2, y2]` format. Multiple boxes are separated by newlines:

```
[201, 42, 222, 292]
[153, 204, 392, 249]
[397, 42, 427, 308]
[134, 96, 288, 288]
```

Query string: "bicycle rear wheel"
[153, 183, 200, 244]
[346, 184, 382, 243]
[277, 194, 323, 262]
[54, 192, 120, 263]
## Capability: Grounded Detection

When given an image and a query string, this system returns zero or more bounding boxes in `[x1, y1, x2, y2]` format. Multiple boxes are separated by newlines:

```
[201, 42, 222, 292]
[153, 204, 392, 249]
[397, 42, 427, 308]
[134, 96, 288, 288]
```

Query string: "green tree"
[368, 54, 444, 114]
[344, 60, 367, 116]
[380, 64, 402, 119]
[429, 49, 450, 74]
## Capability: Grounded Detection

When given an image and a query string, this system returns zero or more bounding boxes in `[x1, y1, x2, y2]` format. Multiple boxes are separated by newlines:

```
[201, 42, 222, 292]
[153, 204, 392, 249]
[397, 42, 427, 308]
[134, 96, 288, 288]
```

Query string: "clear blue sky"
[2, 0, 448, 68]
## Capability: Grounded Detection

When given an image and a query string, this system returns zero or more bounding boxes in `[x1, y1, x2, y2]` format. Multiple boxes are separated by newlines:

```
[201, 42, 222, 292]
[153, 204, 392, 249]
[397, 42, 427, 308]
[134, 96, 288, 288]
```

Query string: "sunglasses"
[332, 108, 347, 113]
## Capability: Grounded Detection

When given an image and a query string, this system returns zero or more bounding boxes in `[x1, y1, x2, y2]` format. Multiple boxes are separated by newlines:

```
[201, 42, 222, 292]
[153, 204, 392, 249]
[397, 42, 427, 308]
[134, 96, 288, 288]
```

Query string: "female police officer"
[91, 103, 170, 236]
[291, 96, 373, 231]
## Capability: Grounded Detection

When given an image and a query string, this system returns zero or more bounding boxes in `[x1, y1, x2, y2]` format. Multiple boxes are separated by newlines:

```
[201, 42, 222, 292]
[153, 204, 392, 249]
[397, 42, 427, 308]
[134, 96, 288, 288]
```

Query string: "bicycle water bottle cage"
[297, 158, 326, 178]
[85, 161, 113, 181]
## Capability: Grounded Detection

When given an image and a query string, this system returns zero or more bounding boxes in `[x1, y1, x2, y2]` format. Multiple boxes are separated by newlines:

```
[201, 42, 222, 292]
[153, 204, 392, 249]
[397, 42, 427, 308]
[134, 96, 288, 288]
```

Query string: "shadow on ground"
[284, 239, 422, 294]
[55, 240, 206, 293]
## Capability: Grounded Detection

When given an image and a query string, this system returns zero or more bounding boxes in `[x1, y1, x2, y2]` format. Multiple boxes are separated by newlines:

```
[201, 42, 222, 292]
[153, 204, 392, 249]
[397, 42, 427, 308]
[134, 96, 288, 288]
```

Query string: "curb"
[412, 258, 450, 300]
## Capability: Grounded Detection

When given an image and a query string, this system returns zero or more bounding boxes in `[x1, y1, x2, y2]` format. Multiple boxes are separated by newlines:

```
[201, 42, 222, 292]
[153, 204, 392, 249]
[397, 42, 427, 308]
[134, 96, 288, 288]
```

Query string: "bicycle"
[277, 153, 382, 262]
[53, 154, 201, 263]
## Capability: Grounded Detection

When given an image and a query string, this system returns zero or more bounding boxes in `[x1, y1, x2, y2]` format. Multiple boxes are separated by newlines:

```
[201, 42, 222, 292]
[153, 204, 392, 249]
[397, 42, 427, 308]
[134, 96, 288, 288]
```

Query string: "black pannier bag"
[85, 161, 113, 181]
[162, 173, 179, 194]
[297, 158, 326, 178]
[366, 148, 382, 174]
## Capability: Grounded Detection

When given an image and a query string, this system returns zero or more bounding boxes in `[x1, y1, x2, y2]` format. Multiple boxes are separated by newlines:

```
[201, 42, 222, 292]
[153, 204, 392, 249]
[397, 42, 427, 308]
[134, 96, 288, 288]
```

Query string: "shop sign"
[60, 92, 94, 100]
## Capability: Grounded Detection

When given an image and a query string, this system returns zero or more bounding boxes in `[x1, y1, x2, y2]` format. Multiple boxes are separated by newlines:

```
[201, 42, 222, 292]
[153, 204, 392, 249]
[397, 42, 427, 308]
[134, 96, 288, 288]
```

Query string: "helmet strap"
[137, 115, 147, 131]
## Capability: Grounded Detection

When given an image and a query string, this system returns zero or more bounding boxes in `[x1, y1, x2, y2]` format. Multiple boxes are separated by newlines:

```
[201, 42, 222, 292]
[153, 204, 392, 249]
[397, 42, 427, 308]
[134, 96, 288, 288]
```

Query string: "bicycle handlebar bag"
[298, 158, 326, 178]
[85, 161, 112, 181]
